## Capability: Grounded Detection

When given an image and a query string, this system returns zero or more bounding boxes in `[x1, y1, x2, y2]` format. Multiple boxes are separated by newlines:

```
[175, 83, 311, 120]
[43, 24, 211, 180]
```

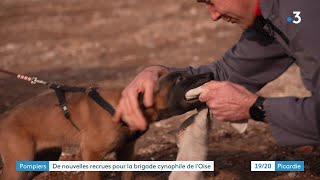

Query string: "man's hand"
[113, 65, 169, 131]
[199, 81, 258, 121]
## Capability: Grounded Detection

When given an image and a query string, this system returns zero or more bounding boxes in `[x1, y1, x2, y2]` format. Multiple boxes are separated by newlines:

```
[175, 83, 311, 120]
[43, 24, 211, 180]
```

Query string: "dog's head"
[141, 71, 213, 122]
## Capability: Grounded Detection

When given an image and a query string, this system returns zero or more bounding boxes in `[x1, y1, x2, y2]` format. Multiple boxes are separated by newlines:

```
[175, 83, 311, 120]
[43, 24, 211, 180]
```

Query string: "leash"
[0, 68, 84, 130]
[0, 68, 48, 85]
[1, 68, 145, 139]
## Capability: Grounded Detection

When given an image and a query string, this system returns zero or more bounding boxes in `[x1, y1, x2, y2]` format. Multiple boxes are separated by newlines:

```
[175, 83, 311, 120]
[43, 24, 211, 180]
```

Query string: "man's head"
[198, 0, 259, 29]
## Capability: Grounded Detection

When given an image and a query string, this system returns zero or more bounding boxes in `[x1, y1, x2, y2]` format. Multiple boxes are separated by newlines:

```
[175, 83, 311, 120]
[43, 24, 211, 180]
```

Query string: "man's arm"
[170, 27, 293, 93]
[171, 27, 320, 145]
[266, 96, 320, 145]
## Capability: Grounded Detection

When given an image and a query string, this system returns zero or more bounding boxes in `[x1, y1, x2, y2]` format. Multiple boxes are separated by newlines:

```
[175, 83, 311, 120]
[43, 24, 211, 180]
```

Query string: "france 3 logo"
[287, 11, 301, 24]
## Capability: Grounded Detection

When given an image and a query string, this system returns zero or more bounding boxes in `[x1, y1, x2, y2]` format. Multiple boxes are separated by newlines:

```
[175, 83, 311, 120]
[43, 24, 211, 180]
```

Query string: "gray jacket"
[171, 0, 320, 145]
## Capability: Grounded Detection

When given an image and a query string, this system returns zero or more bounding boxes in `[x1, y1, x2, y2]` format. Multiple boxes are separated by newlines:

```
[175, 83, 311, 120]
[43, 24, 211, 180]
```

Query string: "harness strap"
[87, 87, 146, 140]
[49, 84, 87, 93]
[87, 87, 116, 115]
[49, 83, 86, 131]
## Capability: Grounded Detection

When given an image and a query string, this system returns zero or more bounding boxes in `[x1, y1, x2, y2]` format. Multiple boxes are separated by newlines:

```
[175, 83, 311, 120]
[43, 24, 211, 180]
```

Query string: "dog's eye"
[175, 76, 184, 85]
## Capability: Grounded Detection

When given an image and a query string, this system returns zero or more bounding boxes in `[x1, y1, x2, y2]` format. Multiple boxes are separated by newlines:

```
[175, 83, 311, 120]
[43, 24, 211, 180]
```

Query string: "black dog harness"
[0, 69, 145, 140]
[49, 84, 145, 140]
[49, 83, 86, 131]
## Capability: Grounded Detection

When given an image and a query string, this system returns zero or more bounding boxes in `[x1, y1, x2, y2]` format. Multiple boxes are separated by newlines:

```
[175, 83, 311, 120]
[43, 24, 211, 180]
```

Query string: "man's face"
[203, 0, 257, 29]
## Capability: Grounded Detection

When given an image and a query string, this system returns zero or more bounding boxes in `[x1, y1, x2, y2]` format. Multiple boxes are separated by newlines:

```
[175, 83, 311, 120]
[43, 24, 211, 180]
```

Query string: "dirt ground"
[1, 0, 320, 179]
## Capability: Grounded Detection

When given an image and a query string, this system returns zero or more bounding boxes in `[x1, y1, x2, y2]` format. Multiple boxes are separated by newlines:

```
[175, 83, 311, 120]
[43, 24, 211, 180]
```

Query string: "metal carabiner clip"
[31, 77, 38, 84]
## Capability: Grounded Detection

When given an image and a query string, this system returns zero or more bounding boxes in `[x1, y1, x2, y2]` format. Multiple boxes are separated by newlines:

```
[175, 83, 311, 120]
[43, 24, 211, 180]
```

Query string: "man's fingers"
[122, 91, 148, 131]
[206, 99, 217, 109]
[127, 91, 140, 114]
[112, 102, 123, 122]
[198, 81, 229, 102]
[123, 96, 134, 116]
[114, 100, 148, 131]
[134, 112, 148, 131]
[202, 81, 226, 90]
[131, 103, 149, 130]
[111, 66, 167, 131]
[143, 81, 155, 107]
[231, 83, 247, 91]
[123, 110, 148, 131]
[112, 110, 121, 122]
[199, 89, 218, 102]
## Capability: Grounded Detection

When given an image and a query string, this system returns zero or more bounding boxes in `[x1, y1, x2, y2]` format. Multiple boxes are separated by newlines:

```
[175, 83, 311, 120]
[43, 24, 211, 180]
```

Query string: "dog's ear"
[153, 73, 173, 110]
[153, 78, 164, 104]
[154, 70, 169, 93]
[153, 88, 167, 110]
[138, 91, 165, 122]
[138, 74, 168, 112]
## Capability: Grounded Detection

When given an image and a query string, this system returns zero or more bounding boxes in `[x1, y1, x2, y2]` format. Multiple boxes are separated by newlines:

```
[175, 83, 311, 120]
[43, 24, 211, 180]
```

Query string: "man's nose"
[208, 5, 221, 21]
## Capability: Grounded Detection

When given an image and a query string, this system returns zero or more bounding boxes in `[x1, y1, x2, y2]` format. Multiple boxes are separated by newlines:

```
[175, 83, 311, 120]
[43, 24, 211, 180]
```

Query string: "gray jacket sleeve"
[170, 28, 293, 92]
[170, 27, 320, 145]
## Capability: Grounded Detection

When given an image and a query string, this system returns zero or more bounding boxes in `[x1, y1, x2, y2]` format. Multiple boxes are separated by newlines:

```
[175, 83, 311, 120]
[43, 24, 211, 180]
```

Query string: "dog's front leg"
[80, 149, 106, 180]
[0, 134, 36, 180]
[116, 141, 136, 180]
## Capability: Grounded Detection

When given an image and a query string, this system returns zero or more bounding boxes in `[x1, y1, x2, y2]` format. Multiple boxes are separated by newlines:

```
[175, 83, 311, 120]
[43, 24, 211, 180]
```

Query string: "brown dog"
[0, 71, 213, 180]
